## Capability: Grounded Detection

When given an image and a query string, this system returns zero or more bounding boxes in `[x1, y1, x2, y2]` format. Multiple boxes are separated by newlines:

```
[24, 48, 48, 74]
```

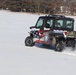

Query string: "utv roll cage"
[34, 15, 74, 31]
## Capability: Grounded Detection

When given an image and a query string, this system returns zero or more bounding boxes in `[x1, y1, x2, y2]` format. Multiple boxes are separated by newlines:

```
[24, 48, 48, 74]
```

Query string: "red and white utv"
[25, 15, 76, 52]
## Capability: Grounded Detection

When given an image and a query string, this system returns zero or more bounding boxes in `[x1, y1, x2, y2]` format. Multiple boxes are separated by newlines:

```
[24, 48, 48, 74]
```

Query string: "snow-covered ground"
[0, 10, 76, 75]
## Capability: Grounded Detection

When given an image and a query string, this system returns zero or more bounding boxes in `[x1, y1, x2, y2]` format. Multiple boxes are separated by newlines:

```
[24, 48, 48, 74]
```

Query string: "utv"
[25, 15, 76, 52]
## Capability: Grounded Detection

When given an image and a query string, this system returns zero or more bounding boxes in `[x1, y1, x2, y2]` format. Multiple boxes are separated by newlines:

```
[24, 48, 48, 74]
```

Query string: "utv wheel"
[55, 42, 63, 52]
[25, 36, 34, 46]
[71, 40, 76, 50]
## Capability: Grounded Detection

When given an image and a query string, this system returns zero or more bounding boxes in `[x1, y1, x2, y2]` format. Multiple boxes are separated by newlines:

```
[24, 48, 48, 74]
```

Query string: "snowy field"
[0, 10, 76, 75]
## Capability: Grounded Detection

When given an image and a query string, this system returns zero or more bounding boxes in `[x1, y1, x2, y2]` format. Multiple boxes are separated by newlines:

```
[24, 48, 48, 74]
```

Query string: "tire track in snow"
[63, 52, 76, 57]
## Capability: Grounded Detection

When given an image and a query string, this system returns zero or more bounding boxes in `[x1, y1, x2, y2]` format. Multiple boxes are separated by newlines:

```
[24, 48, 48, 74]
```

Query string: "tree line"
[0, 0, 76, 15]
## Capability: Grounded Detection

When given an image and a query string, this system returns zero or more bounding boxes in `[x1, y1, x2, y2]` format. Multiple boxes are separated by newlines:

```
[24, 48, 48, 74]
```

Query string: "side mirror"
[30, 26, 35, 29]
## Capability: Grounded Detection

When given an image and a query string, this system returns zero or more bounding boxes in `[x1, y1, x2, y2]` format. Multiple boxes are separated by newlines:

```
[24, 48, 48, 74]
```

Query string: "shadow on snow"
[35, 43, 55, 51]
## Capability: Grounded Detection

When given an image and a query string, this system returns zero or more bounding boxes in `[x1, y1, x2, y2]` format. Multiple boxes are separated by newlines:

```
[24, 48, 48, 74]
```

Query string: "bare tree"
[34, 0, 43, 14]
[63, 0, 76, 15]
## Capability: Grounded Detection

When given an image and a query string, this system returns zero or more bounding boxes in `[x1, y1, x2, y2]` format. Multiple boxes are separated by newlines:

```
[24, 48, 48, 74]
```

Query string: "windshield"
[36, 18, 43, 28]
[36, 17, 53, 28]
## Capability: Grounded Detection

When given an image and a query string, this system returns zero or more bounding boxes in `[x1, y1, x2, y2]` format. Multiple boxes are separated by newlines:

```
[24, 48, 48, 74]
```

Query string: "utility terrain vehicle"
[25, 15, 76, 52]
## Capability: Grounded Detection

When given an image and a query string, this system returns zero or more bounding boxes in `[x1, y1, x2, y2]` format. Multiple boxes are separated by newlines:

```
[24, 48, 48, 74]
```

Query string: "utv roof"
[39, 15, 74, 21]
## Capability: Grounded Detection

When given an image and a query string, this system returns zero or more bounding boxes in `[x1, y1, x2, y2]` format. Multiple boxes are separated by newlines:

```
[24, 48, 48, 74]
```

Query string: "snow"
[0, 10, 76, 75]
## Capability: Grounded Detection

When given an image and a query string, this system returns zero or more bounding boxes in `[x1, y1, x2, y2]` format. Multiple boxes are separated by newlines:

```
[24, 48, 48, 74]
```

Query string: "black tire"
[55, 41, 63, 52]
[25, 36, 35, 46]
[71, 39, 76, 50]
[71, 39, 75, 48]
